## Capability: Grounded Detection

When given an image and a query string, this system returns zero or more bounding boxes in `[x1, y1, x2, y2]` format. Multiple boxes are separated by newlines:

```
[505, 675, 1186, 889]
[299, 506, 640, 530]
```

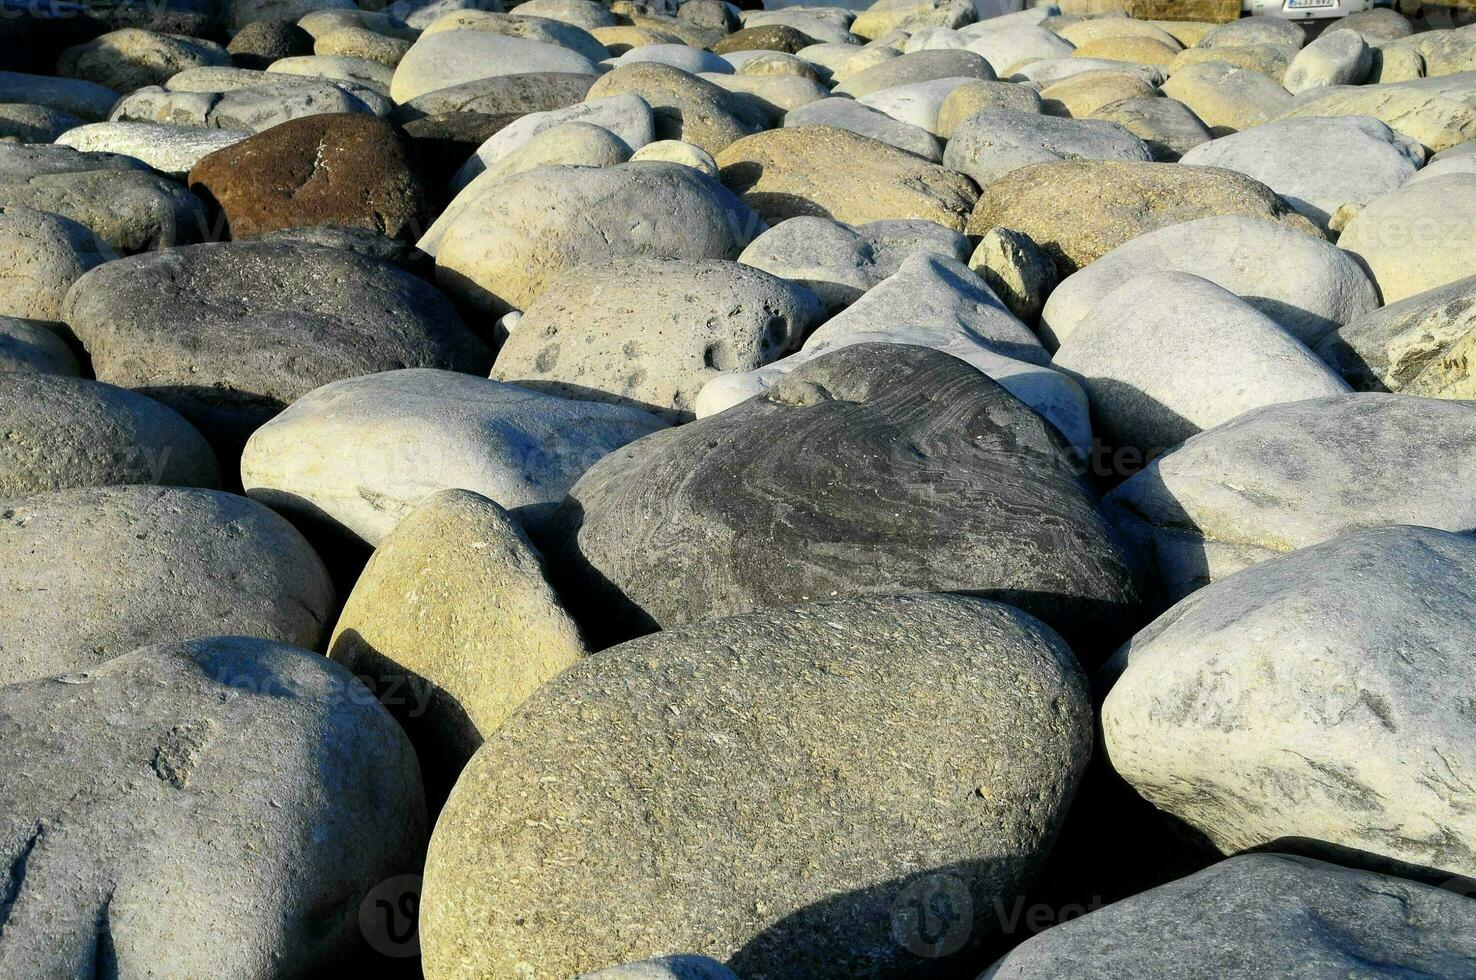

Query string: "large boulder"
[0, 70, 119, 120]
[781, 97, 943, 161]
[55, 122, 251, 179]
[985, 854, 1476, 978]
[1052, 272, 1350, 456]
[111, 75, 393, 133]
[1282, 26, 1371, 93]
[431, 162, 763, 320]
[1102, 525, 1476, 879]
[0, 204, 110, 321]
[0, 635, 426, 976]
[1160, 62, 1292, 136]
[0, 485, 334, 684]
[831, 48, 995, 98]
[964, 25, 1075, 76]
[57, 28, 231, 94]
[1089, 96, 1212, 161]
[965, 160, 1323, 276]
[1039, 215, 1379, 349]
[421, 592, 1092, 977]
[584, 62, 767, 157]
[0, 103, 84, 142]
[1336, 173, 1476, 304]
[943, 107, 1151, 188]
[716, 125, 979, 232]
[0, 168, 207, 253]
[491, 257, 824, 421]
[240, 368, 667, 544]
[390, 29, 600, 103]
[544, 343, 1149, 654]
[390, 71, 595, 121]
[0, 374, 218, 497]
[60, 241, 492, 459]
[853, 0, 978, 39]
[1103, 393, 1476, 600]
[1276, 75, 1476, 153]
[1315, 274, 1476, 399]
[0, 317, 79, 376]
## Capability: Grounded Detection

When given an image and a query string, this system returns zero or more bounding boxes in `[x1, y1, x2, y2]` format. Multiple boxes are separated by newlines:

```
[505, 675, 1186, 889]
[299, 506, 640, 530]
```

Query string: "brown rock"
[1123, 0, 1240, 21]
[711, 24, 816, 54]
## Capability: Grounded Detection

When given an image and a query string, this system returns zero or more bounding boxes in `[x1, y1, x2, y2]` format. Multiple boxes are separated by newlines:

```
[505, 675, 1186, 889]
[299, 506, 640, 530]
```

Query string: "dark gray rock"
[0, 635, 426, 976]
[0, 141, 149, 179]
[227, 18, 315, 70]
[0, 168, 207, 252]
[0, 485, 334, 684]
[421, 592, 1092, 978]
[0, 103, 84, 142]
[0, 70, 119, 121]
[257, 224, 433, 278]
[544, 343, 1150, 655]
[0, 317, 78, 375]
[389, 72, 596, 124]
[60, 241, 492, 460]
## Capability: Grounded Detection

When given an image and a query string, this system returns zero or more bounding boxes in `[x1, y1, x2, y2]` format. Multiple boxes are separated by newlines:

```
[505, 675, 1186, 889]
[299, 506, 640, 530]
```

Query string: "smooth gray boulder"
[545, 343, 1148, 654]
[1010, 58, 1164, 88]
[491, 257, 825, 421]
[60, 241, 492, 459]
[0, 635, 426, 976]
[55, 121, 251, 177]
[0, 318, 78, 376]
[984, 854, 1476, 978]
[241, 368, 667, 544]
[1198, 15, 1305, 54]
[0, 374, 218, 497]
[1179, 116, 1421, 230]
[782, 97, 942, 161]
[737, 215, 970, 311]
[0, 168, 207, 252]
[964, 25, 1075, 75]
[1090, 96, 1212, 162]
[1053, 273, 1350, 456]
[610, 43, 732, 75]
[0, 70, 119, 121]
[0, 204, 111, 322]
[943, 107, 1151, 188]
[1282, 27, 1372, 94]
[57, 28, 233, 94]
[421, 592, 1092, 977]
[110, 76, 391, 132]
[517, 0, 614, 30]
[1039, 215, 1380, 350]
[0, 485, 335, 684]
[0, 103, 84, 142]
[1337, 173, 1476, 304]
[431, 162, 764, 319]
[0, 142, 149, 179]
[856, 76, 984, 135]
[1315, 274, 1476, 399]
[1102, 525, 1476, 880]
[391, 30, 600, 103]
[1103, 393, 1476, 599]
[832, 48, 994, 97]
[391, 71, 596, 120]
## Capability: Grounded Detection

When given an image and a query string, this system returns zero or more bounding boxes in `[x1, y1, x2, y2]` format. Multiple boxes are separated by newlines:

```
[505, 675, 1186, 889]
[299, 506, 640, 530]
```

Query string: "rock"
[241, 368, 666, 544]
[1283, 28, 1371, 94]
[266, 53, 395, 94]
[0, 204, 110, 320]
[259, 223, 433, 277]
[1072, 35, 1179, 66]
[585, 62, 765, 157]
[0, 167, 206, 253]
[390, 30, 599, 104]
[228, 18, 315, 69]
[1404, 25, 1476, 78]
[112, 76, 393, 133]
[935, 78, 1043, 136]
[944, 107, 1151, 188]
[1010, 58, 1166, 88]
[969, 225, 1057, 323]
[422, 10, 609, 65]
[0, 103, 83, 142]
[781, 97, 941, 160]
[1179, 116, 1421, 231]
[58, 29, 231, 94]
[0, 317, 79, 375]
[55, 121, 250, 177]
[680, 0, 739, 31]
[717, 125, 978, 232]
[421, 592, 1092, 977]
[626, 14, 727, 50]
[0, 374, 218, 497]
[328, 488, 585, 805]
[701, 73, 831, 124]
[713, 24, 817, 55]
[514, 0, 615, 30]
[610, 43, 733, 75]
[0, 635, 425, 974]
[1103, 392, 1476, 599]
[966, 160, 1321, 277]
[431, 162, 762, 319]
[852, 0, 978, 38]
[832, 48, 994, 97]
[315, 26, 413, 66]
[1038, 69, 1156, 118]
[1409, 153, 1476, 183]
[61, 241, 491, 458]
[855, 76, 982, 134]
[1053, 272, 1350, 455]
[1161, 61, 1292, 135]
[1328, 7, 1414, 43]
[831, 46, 904, 84]
[229, 0, 355, 31]
[0, 70, 118, 121]
[965, 25, 1075, 75]
[546, 343, 1146, 652]
[492, 257, 824, 420]
[737, 214, 970, 311]
[1277, 76, 1476, 153]
[1367, 40, 1425, 84]
[1039, 215, 1378, 349]
[391, 71, 595, 121]
[577, 956, 739, 980]
[0, 139, 150, 180]
[1336, 173, 1476, 303]
[1198, 14, 1304, 54]
[0, 486, 335, 682]
[984, 854, 1476, 978]
[1089, 96, 1210, 160]
[1102, 525, 1476, 879]
[1167, 43, 1292, 83]
[187, 112, 432, 241]
[1315, 274, 1476, 399]
[1054, 16, 1180, 50]
[733, 51, 822, 81]
[628, 138, 718, 175]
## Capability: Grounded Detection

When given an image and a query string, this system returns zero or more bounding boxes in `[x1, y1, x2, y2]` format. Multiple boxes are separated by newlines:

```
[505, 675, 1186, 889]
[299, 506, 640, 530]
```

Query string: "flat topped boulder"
[716, 125, 980, 232]
[111, 75, 392, 133]
[0, 168, 207, 254]
[390, 29, 600, 103]
[544, 343, 1149, 655]
[0, 636, 425, 976]
[61, 241, 491, 459]
[943, 107, 1151, 188]
[831, 47, 995, 97]
[55, 122, 251, 178]
[421, 592, 1091, 978]
[1276, 75, 1476, 152]
[0, 485, 334, 685]
[966, 160, 1322, 276]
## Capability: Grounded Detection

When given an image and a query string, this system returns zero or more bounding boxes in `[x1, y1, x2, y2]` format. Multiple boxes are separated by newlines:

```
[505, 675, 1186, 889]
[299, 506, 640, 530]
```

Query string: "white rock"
[54, 121, 250, 177]
[1282, 27, 1372, 94]
[965, 25, 1074, 76]
[609, 44, 732, 75]
[782, 97, 941, 160]
[391, 30, 599, 104]
[1336, 172, 1476, 304]
[855, 75, 979, 134]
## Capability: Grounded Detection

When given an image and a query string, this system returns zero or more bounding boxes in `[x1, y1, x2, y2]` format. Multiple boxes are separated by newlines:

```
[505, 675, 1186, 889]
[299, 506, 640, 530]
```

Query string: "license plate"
[1286, 0, 1336, 8]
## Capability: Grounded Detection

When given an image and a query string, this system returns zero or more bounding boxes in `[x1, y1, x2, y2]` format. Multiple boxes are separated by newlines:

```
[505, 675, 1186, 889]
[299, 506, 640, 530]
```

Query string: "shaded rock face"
[1316, 274, 1476, 399]
[0, 636, 427, 978]
[60, 241, 491, 461]
[0, 169, 207, 253]
[544, 343, 1151, 657]
[985, 854, 1476, 979]
[187, 111, 434, 241]
[0, 485, 334, 685]
[0, 317, 79, 376]
[421, 592, 1092, 979]
[1102, 526, 1476, 881]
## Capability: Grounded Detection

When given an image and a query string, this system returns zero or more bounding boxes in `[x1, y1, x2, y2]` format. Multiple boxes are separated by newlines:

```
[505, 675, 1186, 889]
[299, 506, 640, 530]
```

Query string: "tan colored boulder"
[1168, 43, 1292, 82]
[1162, 61, 1292, 134]
[1072, 34, 1180, 65]
[586, 62, 766, 155]
[1040, 69, 1157, 117]
[936, 79, 1044, 136]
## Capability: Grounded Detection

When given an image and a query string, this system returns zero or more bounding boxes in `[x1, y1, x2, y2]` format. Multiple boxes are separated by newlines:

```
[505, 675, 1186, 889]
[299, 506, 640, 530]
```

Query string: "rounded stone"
[584, 61, 766, 156]
[1161, 62, 1292, 136]
[0, 103, 83, 142]
[55, 122, 252, 179]
[713, 24, 816, 55]
[390, 30, 600, 104]
[0, 316, 79, 376]
[0, 203, 110, 321]
[629, 138, 719, 175]
[831, 47, 995, 98]
[1336, 173, 1476, 304]
[227, 18, 314, 70]
[58, 28, 232, 94]
[943, 107, 1151, 188]
[1038, 69, 1156, 118]
[0, 167, 207, 253]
